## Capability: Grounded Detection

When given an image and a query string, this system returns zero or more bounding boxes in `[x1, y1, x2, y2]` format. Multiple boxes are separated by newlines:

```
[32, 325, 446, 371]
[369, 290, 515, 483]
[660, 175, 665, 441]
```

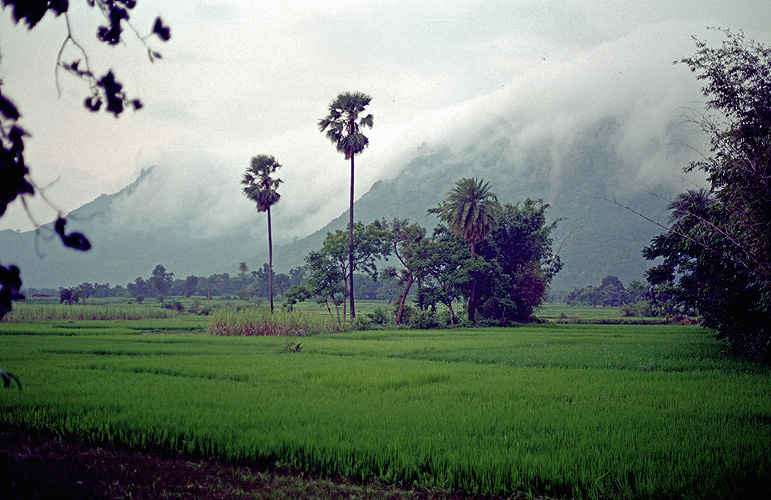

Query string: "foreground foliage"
[645, 30, 771, 361]
[1, 322, 769, 499]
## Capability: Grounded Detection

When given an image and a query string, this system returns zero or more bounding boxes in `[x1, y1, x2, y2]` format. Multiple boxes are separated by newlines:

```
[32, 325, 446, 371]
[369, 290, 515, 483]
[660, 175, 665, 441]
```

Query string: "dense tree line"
[39, 263, 306, 305]
[288, 178, 562, 326]
[565, 276, 648, 308]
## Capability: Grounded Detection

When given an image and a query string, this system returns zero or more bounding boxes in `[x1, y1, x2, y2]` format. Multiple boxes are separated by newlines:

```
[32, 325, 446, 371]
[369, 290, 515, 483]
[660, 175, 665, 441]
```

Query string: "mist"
[100, 20, 712, 249]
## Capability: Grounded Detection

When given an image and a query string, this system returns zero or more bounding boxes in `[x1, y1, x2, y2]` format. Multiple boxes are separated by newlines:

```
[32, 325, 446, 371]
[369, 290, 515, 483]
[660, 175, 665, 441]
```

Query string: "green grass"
[536, 303, 662, 323]
[2, 303, 180, 322]
[1, 322, 769, 499]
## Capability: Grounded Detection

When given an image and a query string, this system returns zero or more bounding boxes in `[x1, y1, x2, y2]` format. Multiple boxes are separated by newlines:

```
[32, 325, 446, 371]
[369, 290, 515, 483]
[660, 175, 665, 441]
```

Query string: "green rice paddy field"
[1, 317, 770, 499]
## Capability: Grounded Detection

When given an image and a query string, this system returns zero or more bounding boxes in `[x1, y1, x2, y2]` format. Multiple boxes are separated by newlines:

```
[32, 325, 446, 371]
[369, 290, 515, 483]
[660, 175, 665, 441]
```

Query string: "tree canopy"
[644, 29, 771, 361]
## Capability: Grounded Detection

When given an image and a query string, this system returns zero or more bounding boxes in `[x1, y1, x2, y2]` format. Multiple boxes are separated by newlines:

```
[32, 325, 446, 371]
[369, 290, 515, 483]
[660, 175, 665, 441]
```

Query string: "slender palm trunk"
[469, 240, 477, 323]
[349, 155, 356, 320]
[267, 206, 274, 313]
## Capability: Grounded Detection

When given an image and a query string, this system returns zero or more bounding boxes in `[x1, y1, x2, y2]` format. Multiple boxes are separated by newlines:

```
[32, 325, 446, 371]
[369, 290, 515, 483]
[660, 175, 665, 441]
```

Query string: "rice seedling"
[1, 324, 769, 499]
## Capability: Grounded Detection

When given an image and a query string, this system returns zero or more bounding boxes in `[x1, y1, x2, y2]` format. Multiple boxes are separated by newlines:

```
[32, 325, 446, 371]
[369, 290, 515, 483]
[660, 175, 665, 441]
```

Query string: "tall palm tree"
[318, 91, 373, 320]
[432, 177, 500, 322]
[242, 155, 282, 313]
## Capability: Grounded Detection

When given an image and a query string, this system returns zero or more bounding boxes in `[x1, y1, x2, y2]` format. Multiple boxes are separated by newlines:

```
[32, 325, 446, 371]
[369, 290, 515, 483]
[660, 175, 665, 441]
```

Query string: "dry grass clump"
[208, 307, 349, 336]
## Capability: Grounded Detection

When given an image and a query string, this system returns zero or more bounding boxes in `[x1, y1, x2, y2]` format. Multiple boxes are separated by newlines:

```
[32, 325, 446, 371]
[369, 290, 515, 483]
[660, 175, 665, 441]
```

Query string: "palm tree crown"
[435, 177, 500, 254]
[668, 188, 715, 224]
[318, 91, 374, 159]
[242, 155, 282, 211]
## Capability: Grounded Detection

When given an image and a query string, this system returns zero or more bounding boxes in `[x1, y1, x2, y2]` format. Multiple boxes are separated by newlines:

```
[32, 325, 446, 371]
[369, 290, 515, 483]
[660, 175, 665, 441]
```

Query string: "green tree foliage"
[148, 265, 173, 299]
[381, 219, 431, 324]
[303, 249, 345, 319]
[182, 276, 198, 298]
[566, 275, 647, 308]
[318, 91, 374, 319]
[242, 155, 282, 312]
[421, 198, 561, 326]
[644, 30, 771, 361]
[298, 221, 391, 320]
[476, 200, 562, 323]
[420, 226, 469, 326]
[429, 178, 501, 322]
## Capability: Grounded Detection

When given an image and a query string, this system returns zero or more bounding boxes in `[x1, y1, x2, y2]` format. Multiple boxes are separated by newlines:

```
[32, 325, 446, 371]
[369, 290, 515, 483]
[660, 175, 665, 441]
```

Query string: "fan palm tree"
[432, 177, 500, 322]
[242, 155, 282, 313]
[668, 188, 715, 223]
[318, 91, 373, 320]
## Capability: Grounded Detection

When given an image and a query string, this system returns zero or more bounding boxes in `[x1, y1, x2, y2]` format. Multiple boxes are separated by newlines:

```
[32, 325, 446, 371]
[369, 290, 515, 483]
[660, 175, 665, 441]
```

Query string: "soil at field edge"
[0, 428, 552, 500]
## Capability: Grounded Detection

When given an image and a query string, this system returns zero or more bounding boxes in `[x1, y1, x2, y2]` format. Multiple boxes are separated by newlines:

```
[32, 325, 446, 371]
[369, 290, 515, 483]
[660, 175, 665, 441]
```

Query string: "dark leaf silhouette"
[0, 263, 23, 319]
[153, 17, 170, 41]
[55, 217, 92, 251]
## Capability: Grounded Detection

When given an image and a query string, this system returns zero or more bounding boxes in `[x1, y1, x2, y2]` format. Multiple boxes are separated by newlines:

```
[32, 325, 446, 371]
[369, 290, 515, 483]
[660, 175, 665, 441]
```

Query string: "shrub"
[366, 306, 389, 325]
[409, 310, 436, 330]
[622, 301, 654, 318]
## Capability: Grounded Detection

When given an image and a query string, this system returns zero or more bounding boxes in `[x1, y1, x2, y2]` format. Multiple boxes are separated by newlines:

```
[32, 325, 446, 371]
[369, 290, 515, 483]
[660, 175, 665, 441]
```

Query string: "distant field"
[1, 319, 769, 499]
[536, 303, 648, 322]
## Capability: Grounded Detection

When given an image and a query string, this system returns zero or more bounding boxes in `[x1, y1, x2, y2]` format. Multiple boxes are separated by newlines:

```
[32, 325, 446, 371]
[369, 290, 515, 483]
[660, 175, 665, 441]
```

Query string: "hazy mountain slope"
[278, 115, 674, 291]
[1, 113, 685, 290]
[0, 169, 257, 288]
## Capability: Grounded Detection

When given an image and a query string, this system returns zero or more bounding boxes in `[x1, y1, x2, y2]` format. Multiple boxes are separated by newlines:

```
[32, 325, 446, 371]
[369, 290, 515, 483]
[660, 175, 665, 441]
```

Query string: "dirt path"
[1, 428, 536, 500]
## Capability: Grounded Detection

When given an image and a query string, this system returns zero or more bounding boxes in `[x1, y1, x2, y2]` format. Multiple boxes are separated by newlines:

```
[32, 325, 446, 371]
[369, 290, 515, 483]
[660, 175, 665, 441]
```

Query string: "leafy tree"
[299, 221, 390, 321]
[127, 277, 152, 298]
[242, 155, 282, 312]
[76, 282, 94, 305]
[303, 249, 345, 319]
[148, 265, 173, 299]
[420, 226, 469, 326]
[59, 287, 73, 306]
[430, 178, 501, 322]
[93, 283, 110, 299]
[182, 275, 198, 298]
[318, 220, 391, 320]
[288, 266, 306, 287]
[318, 91, 374, 320]
[0, 0, 170, 320]
[381, 219, 431, 324]
[645, 30, 771, 360]
[565, 275, 647, 309]
[273, 273, 291, 297]
[238, 262, 249, 287]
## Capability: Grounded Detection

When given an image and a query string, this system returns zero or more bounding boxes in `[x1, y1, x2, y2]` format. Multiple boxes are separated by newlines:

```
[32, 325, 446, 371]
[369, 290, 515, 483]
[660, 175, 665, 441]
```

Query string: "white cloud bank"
[1, 1, 770, 240]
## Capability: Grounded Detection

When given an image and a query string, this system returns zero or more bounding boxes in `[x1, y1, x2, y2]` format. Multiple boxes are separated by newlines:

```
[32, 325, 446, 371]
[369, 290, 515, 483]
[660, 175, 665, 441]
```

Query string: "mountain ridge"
[1, 113, 686, 291]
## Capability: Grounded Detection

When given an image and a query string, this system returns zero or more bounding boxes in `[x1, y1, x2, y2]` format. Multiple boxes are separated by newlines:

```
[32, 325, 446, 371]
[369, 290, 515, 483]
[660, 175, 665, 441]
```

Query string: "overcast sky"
[1, 0, 770, 237]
